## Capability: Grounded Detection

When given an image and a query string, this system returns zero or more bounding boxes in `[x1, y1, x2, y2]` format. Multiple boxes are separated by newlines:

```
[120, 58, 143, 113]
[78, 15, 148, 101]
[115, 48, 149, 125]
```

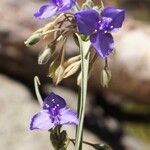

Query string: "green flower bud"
[64, 55, 81, 67]
[38, 47, 52, 65]
[50, 127, 70, 150]
[100, 68, 111, 88]
[48, 59, 59, 78]
[93, 144, 112, 150]
[53, 65, 65, 85]
[24, 33, 42, 47]
[63, 61, 81, 78]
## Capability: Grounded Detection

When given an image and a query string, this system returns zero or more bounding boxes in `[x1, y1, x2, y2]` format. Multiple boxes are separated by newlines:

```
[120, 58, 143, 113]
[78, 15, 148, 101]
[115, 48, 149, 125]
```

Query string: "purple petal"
[101, 7, 125, 31]
[43, 92, 66, 109]
[59, 108, 79, 125]
[43, 92, 66, 116]
[57, 0, 76, 13]
[74, 9, 100, 36]
[30, 110, 54, 131]
[34, 5, 58, 20]
[90, 31, 114, 58]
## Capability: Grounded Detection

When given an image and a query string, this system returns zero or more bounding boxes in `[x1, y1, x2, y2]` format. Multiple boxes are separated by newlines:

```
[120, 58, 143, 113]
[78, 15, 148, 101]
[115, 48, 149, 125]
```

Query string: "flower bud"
[100, 68, 111, 88]
[53, 65, 65, 85]
[38, 47, 53, 65]
[24, 33, 42, 47]
[50, 129, 70, 150]
[63, 61, 81, 78]
[64, 55, 81, 67]
[93, 143, 112, 150]
[48, 59, 59, 78]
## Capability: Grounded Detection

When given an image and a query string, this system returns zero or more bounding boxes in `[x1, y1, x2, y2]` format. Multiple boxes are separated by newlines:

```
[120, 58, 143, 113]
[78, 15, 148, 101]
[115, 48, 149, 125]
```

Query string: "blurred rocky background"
[0, 0, 150, 150]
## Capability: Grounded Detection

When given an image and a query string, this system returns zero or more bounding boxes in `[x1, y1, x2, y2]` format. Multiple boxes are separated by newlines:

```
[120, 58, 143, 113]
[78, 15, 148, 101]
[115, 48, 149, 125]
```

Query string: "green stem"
[70, 139, 94, 148]
[75, 34, 91, 150]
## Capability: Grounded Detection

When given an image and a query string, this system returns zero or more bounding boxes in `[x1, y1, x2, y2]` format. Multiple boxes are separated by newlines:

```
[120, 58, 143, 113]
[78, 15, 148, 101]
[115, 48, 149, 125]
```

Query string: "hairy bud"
[100, 68, 111, 88]
[53, 65, 65, 85]
[24, 33, 42, 47]
[63, 61, 81, 78]
[48, 59, 59, 78]
[38, 47, 52, 65]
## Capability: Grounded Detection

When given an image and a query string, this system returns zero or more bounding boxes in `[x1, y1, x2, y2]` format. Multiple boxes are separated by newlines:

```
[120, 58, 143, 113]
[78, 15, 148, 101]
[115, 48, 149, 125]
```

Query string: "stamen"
[99, 27, 103, 30]
[104, 30, 108, 34]
[45, 104, 49, 108]
[110, 26, 113, 29]
[51, 99, 55, 103]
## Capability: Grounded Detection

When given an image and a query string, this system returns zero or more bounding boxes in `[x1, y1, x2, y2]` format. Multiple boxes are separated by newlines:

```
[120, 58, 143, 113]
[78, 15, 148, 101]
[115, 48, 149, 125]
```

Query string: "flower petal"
[43, 92, 66, 116]
[43, 92, 66, 109]
[74, 9, 100, 35]
[90, 31, 114, 58]
[34, 4, 58, 20]
[59, 108, 79, 125]
[57, 0, 76, 13]
[101, 7, 125, 31]
[30, 110, 54, 131]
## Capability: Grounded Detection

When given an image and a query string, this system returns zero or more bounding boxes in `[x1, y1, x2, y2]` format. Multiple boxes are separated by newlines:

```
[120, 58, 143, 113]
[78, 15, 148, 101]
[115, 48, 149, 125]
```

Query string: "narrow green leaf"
[75, 34, 91, 150]
[34, 76, 43, 106]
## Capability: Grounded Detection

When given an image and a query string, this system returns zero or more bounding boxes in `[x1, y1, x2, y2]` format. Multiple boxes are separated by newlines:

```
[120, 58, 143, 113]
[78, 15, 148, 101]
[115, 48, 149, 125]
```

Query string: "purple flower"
[74, 7, 125, 58]
[34, 0, 76, 20]
[30, 92, 78, 131]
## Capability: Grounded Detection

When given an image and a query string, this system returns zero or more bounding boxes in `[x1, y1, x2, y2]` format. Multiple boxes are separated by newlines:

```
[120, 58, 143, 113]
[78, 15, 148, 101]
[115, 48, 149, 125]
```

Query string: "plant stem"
[70, 139, 94, 148]
[34, 76, 43, 106]
[75, 34, 91, 150]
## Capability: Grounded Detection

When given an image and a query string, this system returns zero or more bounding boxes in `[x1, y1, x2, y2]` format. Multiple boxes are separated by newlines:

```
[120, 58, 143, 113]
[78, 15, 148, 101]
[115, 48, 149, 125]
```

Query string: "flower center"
[97, 17, 112, 33]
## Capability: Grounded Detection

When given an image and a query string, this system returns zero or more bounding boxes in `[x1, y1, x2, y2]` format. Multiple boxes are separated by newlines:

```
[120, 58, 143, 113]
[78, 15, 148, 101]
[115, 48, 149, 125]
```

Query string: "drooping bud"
[93, 143, 112, 150]
[24, 33, 42, 47]
[48, 59, 59, 78]
[64, 55, 81, 67]
[63, 61, 81, 78]
[50, 127, 70, 150]
[100, 68, 111, 88]
[38, 47, 53, 65]
[53, 65, 65, 85]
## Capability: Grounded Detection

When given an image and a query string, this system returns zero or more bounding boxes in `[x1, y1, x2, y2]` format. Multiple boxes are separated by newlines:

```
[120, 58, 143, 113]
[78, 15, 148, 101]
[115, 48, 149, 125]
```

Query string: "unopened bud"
[100, 68, 111, 88]
[24, 33, 42, 47]
[64, 55, 81, 67]
[63, 61, 81, 78]
[38, 47, 52, 65]
[93, 144, 112, 150]
[53, 65, 65, 85]
[48, 59, 59, 78]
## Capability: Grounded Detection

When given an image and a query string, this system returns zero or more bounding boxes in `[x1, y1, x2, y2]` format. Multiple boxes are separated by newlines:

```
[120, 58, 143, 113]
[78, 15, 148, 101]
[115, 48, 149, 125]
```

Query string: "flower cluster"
[25, 0, 125, 87]
[26, 0, 125, 149]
